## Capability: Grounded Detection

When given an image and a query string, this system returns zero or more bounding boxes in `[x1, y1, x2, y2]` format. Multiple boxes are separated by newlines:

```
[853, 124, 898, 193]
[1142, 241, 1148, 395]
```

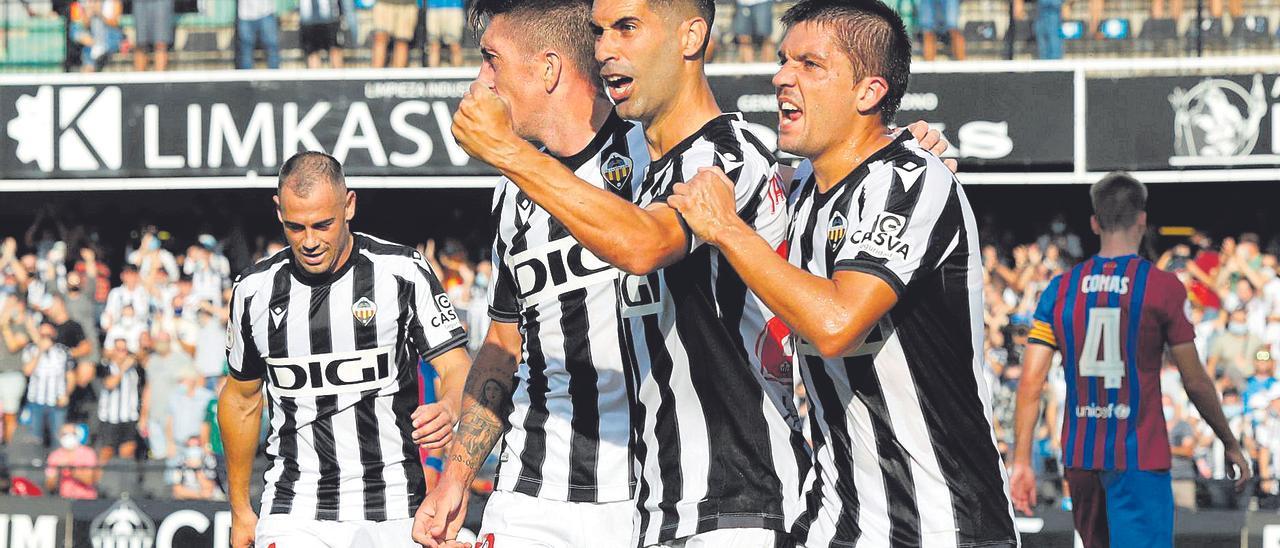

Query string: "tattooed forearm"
[444, 336, 518, 479]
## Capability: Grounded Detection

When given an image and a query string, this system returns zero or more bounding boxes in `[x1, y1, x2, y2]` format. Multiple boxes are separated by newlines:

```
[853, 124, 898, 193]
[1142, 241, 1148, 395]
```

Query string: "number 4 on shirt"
[1080, 307, 1125, 389]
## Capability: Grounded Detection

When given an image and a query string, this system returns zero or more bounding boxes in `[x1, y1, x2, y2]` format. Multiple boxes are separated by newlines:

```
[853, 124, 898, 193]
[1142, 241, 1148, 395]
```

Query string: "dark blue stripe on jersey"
[1125, 260, 1151, 469]
[1102, 256, 1130, 470]
[308, 283, 342, 520]
[642, 312, 684, 541]
[513, 306, 551, 497]
[352, 255, 388, 520]
[560, 288, 602, 502]
[395, 277, 427, 513]
[1081, 259, 1108, 470]
[804, 354, 862, 545]
[1061, 263, 1085, 469]
[267, 267, 300, 516]
[846, 352, 920, 544]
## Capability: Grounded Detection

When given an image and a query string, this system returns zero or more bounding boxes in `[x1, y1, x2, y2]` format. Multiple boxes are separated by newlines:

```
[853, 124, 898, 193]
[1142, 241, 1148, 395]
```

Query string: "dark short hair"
[649, 0, 716, 54]
[278, 151, 346, 197]
[1090, 172, 1147, 232]
[781, 0, 911, 125]
[469, 0, 598, 83]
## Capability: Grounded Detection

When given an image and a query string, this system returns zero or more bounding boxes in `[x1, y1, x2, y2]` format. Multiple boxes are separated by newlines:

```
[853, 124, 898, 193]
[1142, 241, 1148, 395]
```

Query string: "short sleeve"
[1157, 273, 1195, 347]
[488, 258, 520, 323]
[1029, 276, 1062, 349]
[653, 145, 778, 253]
[409, 261, 468, 361]
[832, 163, 957, 296]
[225, 281, 266, 382]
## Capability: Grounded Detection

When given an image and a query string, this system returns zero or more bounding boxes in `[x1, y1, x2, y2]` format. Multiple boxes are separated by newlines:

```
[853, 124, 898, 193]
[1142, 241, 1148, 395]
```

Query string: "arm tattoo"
[448, 342, 517, 473]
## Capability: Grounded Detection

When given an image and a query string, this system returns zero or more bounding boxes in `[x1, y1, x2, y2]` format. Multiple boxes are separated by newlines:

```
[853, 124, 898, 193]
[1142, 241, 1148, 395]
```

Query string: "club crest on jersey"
[827, 211, 848, 252]
[352, 296, 377, 326]
[601, 152, 633, 191]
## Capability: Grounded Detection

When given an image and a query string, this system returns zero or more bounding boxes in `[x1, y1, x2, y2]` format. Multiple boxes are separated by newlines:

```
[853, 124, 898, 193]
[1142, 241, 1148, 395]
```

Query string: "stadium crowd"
[2, 212, 1280, 513]
[4, 0, 1277, 72]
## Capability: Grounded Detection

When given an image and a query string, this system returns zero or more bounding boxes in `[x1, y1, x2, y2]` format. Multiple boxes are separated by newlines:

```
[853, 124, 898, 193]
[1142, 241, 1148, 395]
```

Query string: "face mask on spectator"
[1163, 406, 1175, 421]
[60, 433, 80, 450]
[1051, 221, 1066, 234]
[1229, 323, 1248, 335]
[1223, 404, 1244, 418]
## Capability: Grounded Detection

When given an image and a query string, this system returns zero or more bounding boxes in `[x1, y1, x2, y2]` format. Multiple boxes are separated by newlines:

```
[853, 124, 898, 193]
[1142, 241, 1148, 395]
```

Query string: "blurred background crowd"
[0, 0, 1278, 73]
[2, 204, 1280, 513]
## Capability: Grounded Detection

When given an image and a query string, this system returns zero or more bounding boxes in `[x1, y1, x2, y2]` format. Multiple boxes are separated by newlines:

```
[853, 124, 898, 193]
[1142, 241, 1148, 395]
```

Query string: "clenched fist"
[451, 82, 524, 170]
[666, 167, 745, 247]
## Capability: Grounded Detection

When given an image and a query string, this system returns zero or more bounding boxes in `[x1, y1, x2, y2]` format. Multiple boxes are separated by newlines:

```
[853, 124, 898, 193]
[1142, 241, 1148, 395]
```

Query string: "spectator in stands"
[184, 237, 230, 306]
[918, 0, 964, 60]
[142, 331, 192, 459]
[0, 295, 30, 444]
[1014, 0, 1066, 59]
[70, 0, 123, 72]
[44, 423, 98, 499]
[63, 272, 101, 363]
[1208, 308, 1264, 390]
[128, 231, 178, 283]
[46, 296, 91, 363]
[96, 339, 144, 466]
[166, 368, 213, 459]
[201, 376, 226, 491]
[186, 306, 226, 389]
[1255, 397, 1280, 507]
[1245, 347, 1278, 413]
[300, 0, 346, 68]
[1168, 400, 1199, 508]
[236, 0, 282, 70]
[1198, 389, 1254, 509]
[426, 0, 463, 67]
[104, 304, 146, 354]
[21, 321, 74, 448]
[74, 246, 111, 318]
[1036, 214, 1084, 261]
[370, 0, 418, 68]
[101, 266, 148, 333]
[731, 0, 774, 63]
[169, 436, 221, 500]
[131, 0, 174, 71]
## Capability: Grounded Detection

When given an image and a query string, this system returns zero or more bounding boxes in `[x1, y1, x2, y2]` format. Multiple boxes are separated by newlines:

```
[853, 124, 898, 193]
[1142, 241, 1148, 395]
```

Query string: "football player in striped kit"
[666, 0, 1018, 546]
[219, 151, 473, 548]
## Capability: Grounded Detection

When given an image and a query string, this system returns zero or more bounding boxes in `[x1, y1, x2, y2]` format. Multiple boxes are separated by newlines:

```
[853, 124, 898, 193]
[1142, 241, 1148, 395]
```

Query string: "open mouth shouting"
[778, 96, 803, 131]
[603, 73, 635, 103]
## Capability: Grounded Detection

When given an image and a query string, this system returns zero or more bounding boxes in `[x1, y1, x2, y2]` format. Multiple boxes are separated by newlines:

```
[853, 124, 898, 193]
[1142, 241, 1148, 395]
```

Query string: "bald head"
[278, 151, 347, 198]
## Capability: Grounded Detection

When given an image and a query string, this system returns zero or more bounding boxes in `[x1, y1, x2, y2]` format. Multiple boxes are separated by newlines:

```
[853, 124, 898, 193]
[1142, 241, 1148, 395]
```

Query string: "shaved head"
[278, 151, 347, 198]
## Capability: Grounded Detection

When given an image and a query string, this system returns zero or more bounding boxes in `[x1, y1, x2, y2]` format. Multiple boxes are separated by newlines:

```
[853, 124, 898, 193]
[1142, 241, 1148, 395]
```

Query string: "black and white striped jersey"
[487, 112, 648, 503]
[98, 360, 144, 424]
[785, 134, 1017, 548]
[23, 343, 73, 406]
[226, 232, 468, 522]
[624, 113, 808, 545]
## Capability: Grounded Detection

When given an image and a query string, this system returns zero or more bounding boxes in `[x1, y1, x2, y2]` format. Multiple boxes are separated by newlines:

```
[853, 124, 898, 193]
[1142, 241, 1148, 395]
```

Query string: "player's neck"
[541, 95, 615, 159]
[643, 75, 721, 159]
[327, 230, 356, 274]
[811, 122, 894, 193]
[1097, 233, 1140, 258]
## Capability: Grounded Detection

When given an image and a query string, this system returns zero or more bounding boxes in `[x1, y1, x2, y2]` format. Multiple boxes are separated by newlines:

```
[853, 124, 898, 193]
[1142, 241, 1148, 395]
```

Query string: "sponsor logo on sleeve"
[850, 212, 911, 260]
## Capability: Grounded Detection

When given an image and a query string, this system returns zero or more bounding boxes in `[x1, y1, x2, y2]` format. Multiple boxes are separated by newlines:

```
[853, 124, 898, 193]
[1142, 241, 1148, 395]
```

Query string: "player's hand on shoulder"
[412, 403, 457, 450]
[451, 81, 520, 168]
[667, 167, 742, 247]
[905, 120, 958, 172]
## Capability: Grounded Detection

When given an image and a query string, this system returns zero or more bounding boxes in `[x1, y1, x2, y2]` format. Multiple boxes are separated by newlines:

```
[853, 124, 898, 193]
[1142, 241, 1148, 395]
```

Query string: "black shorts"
[301, 22, 342, 54]
[97, 420, 137, 449]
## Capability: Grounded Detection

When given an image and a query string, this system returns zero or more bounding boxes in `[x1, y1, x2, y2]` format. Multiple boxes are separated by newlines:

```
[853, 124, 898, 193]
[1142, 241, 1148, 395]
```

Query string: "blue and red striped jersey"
[1029, 254, 1194, 471]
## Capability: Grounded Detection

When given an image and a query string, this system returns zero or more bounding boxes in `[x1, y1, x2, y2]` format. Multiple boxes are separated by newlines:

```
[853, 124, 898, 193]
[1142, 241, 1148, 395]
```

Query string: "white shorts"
[0, 371, 26, 414]
[645, 528, 782, 548]
[479, 490, 633, 547]
[255, 514, 415, 548]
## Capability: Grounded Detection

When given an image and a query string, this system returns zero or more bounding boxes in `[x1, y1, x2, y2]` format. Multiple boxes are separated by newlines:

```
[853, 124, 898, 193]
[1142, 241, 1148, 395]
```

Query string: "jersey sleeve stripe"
[228, 293, 265, 381]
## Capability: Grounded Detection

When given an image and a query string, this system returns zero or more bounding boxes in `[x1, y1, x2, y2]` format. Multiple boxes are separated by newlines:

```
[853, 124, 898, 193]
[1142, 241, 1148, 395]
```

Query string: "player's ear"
[345, 190, 356, 222]
[273, 195, 283, 223]
[1136, 211, 1148, 230]
[680, 17, 710, 59]
[854, 76, 889, 118]
[1089, 215, 1102, 235]
[543, 50, 562, 94]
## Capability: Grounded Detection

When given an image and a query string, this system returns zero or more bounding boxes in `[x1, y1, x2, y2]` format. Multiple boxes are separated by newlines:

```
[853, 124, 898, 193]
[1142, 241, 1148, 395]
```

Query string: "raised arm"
[450, 83, 686, 275]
